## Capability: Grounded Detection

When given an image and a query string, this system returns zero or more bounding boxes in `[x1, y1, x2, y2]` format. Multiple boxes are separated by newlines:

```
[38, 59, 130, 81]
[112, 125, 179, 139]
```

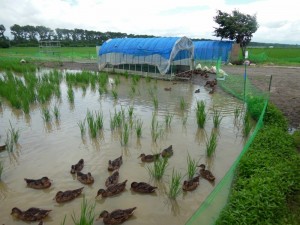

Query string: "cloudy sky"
[1, 0, 299, 44]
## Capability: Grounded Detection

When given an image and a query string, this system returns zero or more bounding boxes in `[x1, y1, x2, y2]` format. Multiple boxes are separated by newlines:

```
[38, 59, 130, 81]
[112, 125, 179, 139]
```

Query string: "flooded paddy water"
[0, 69, 246, 225]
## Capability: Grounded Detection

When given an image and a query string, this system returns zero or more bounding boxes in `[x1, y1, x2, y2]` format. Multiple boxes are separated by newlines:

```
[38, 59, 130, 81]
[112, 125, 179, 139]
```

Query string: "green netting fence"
[186, 60, 270, 225]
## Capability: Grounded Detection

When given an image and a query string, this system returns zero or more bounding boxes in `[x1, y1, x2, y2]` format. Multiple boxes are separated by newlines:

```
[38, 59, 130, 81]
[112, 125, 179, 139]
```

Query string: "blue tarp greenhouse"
[193, 41, 233, 62]
[98, 37, 194, 75]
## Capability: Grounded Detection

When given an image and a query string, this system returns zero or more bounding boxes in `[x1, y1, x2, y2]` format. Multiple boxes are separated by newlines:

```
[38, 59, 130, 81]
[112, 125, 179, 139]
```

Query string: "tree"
[213, 10, 258, 57]
[0, 24, 6, 39]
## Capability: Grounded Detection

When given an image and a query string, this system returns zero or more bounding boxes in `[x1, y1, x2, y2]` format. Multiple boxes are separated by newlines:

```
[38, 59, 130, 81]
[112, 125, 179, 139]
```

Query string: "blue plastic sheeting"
[194, 41, 233, 62]
[99, 37, 189, 60]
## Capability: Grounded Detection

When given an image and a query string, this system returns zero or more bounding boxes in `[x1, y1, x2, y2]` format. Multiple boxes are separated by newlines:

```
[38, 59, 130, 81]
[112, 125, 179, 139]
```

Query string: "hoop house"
[194, 41, 233, 63]
[98, 37, 194, 75]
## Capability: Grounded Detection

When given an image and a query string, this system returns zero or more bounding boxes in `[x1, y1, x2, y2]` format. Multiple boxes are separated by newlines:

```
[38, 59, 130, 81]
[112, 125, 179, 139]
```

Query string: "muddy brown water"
[0, 70, 246, 225]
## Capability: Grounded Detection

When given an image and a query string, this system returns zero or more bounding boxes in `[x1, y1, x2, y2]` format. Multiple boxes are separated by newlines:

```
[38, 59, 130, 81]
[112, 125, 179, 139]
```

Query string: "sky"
[0, 0, 299, 44]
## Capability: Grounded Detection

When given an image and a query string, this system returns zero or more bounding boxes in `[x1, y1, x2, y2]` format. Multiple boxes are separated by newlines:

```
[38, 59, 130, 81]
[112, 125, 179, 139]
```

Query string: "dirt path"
[40, 62, 300, 129]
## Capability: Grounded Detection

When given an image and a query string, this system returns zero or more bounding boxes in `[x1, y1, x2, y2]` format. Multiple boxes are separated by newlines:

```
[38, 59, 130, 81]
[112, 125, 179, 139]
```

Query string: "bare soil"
[39, 61, 300, 129]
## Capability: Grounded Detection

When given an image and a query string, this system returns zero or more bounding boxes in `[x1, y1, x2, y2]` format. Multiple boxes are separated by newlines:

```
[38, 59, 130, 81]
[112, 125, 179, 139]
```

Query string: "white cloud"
[0, 0, 299, 44]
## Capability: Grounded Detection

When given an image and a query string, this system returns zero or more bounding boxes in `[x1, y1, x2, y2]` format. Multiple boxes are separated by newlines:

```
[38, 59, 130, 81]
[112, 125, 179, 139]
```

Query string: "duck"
[138, 153, 160, 162]
[77, 172, 94, 185]
[164, 87, 172, 91]
[131, 182, 157, 193]
[54, 187, 84, 203]
[108, 156, 122, 171]
[96, 180, 127, 198]
[97, 207, 137, 225]
[161, 145, 173, 158]
[198, 164, 215, 182]
[70, 159, 84, 174]
[105, 171, 119, 187]
[194, 89, 200, 93]
[10, 207, 51, 222]
[24, 177, 51, 189]
[182, 175, 200, 191]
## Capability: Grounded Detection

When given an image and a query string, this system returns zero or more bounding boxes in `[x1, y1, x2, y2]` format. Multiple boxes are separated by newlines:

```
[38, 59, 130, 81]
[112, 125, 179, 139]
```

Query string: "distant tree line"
[0, 24, 155, 48]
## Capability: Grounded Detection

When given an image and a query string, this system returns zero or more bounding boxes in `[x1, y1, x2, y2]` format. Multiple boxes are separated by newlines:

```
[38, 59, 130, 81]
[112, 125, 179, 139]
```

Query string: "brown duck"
[182, 175, 200, 191]
[108, 156, 122, 171]
[97, 207, 137, 225]
[131, 182, 157, 193]
[24, 177, 51, 189]
[77, 172, 94, 185]
[54, 187, 84, 203]
[105, 171, 119, 187]
[96, 180, 127, 198]
[161, 145, 173, 158]
[11, 207, 51, 222]
[138, 153, 160, 162]
[198, 164, 215, 182]
[70, 159, 84, 174]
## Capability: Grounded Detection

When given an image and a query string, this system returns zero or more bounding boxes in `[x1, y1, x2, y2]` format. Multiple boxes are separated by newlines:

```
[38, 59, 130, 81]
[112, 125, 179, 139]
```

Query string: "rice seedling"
[151, 113, 163, 142]
[41, 108, 51, 122]
[110, 109, 123, 130]
[111, 89, 118, 100]
[5, 133, 14, 152]
[71, 198, 95, 225]
[124, 71, 129, 79]
[147, 157, 168, 180]
[187, 153, 198, 180]
[182, 114, 188, 126]
[212, 108, 223, 128]
[120, 122, 129, 146]
[145, 76, 151, 83]
[9, 121, 20, 144]
[206, 131, 218, 157]
[114, 75, 121, 86]
[135, 119, 143, 138]
[95, 111, 104, 130]
[243, 110, 252, 137]
[53, 105, 60, 120]
[131, 85, 136, 94]
[131, 74, 140, 85]
[153, 96, 158, 110]
[196, 100, 206, 128]
[168, 169, 182, 199]
[164, 112, 174, 127]
[22, 100, 30, 114]
[128, 106, 134, 121]
[180, 97, 186, 110]
[0, 161, 3, 180]
[148, 87, 154, 97]
[67, 86, 74, 103]
[234, 106, 241, 119]
[78, 119, 86, 136]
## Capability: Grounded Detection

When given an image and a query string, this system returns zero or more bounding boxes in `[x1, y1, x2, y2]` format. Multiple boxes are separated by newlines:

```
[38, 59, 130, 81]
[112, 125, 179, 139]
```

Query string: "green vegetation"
[216, 103, 300, 225]
[151, 113, 163, 142]
[5, 133, 14, 152]
[110, 109, 123, 130]
[212, 108, 223, 128]
[180, 97, 186, 110]
[0, 161, 3, 180]
[71, 198, 95, 225]
[111, 89, 118, 100]
[187, 153, 198, 180]
[196, 100, 206, 128]
[206, 131, 218, 157]
[164, 112, 173, 127]
[53, 105, 60, 120]
[41, 108, 51, 122]
[135, 119, 143, 138]
[9, 121, 20, 144]
[77, 120, 86, 136]
[234, 106, 240, 119]
[147, 157, 168, 180]
[153, 96, 158, 110]
[168, 169, 182, 199]
[86, 110, 103, 138]
[67, 86, 74, 103]
[120, 122, 129, 146]
[0, 58, 36, 72]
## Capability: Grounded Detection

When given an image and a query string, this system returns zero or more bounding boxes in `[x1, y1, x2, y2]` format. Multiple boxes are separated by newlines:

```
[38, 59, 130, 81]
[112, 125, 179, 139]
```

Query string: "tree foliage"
[213, 10, 258, 57]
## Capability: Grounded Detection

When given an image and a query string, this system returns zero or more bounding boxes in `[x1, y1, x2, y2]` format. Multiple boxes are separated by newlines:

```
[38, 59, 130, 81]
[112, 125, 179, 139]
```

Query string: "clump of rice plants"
[110, 109, 123, 130]
[67, 86, 74, 103]
[131, 75, 140, 85]
[151, 113, 163, 142]
[128, 106, 134, 121]
[243, 110, 253, 137]
[147, 157, 168, 180]
[95, 111, 104, 130]
[41, 108, 51, 122]
[114, 75, 121, 86]
[196, 100, 206, 128]
[213, 108, 223, 128]
[168, 169, 182, 199]
[164, 112, 174, 127]
[0, 161, 3, 180]
[153, 96, 158, 110]
[86, 110, 104, 138]
[5, 133, 14, 152]
[206, 131, 218, 157]
[148, 87, 154, 97]
[78, 119, 86, 136]
[124, 71, 129, 79]
[53, 105, 60, 120]
[9, 121, 20, 144]
[234, 106, 241, 119]
[135, 119, 143, 138]
[145, 76, 151, 83]
[120, 122, 129, 146]
[131, 85, 136, 94]
[71, 198, 95, 225]
[182, 113, 188, 126]
[180, 97, 186, 110]
[187, 153, 198, 180]
[111, 89, 118, 100]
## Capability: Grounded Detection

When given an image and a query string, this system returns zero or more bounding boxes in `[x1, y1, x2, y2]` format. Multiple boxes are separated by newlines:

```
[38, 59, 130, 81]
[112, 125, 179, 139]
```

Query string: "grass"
[135, 119, 143, 138]
[243, 110, 252, 137]
[196, 100, 206, 128]
[147, 157, 168, 180]
[41, 108, 51, 122]
[206, 131, 218, 157]
[180, 97, 186, 110]
[187, 153, 198, 180]
[168, 169, 182, 199]
[212, 108, 223, 128]
[164, 112, 174, 127]
[71, 198, 95, 225]
[78, 120, 86, 136]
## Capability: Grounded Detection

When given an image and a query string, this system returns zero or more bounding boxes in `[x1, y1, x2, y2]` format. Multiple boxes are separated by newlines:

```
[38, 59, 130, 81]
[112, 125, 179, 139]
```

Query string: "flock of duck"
[10, 145, 215, 225]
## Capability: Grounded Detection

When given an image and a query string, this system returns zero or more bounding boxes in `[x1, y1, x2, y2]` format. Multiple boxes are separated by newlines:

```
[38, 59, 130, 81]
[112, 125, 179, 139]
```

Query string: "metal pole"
[268, 75, 273, 92]
[243, 51, 248, 102]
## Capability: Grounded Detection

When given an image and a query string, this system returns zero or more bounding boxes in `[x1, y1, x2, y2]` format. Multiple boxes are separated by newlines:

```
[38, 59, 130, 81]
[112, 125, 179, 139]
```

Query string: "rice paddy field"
[0, 67, 250, 225]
